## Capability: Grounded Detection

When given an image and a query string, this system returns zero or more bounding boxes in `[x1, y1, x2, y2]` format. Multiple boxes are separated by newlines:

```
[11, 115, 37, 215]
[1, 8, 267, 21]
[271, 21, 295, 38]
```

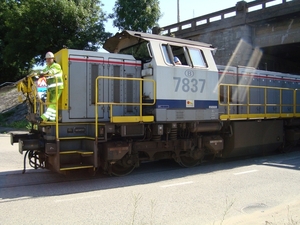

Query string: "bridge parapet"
[160, 0, 292, 36]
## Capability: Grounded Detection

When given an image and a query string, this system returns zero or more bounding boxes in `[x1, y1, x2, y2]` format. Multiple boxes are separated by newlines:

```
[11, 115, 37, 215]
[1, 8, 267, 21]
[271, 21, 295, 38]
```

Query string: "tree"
[110, 0, 161, 32]
[0, 1, 20, 83]
[0, 0, 112, 83]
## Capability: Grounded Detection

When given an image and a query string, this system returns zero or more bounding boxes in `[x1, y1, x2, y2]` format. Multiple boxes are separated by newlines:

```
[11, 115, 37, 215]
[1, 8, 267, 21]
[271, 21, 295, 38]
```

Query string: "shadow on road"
[0, 149, 299, 203]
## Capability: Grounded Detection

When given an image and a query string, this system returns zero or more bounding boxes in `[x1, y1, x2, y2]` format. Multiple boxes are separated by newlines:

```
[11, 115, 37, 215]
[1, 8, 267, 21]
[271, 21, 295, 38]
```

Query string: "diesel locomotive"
[11, 30, 300, 175]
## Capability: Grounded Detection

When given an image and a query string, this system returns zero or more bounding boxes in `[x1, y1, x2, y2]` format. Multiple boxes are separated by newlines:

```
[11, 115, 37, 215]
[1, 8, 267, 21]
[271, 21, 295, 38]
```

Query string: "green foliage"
[110, 0, 161, 32]
[0, 111, 28, 129]
[0, 0, 112, 83]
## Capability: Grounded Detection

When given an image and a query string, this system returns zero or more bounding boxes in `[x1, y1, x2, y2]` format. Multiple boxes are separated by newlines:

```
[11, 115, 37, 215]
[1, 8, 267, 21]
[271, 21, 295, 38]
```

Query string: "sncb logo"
[185, 70, 194, 78]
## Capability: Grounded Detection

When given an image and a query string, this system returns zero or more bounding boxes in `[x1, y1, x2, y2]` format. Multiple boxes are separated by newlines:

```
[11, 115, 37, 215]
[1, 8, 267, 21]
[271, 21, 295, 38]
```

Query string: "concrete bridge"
[159, 0, 300, 74]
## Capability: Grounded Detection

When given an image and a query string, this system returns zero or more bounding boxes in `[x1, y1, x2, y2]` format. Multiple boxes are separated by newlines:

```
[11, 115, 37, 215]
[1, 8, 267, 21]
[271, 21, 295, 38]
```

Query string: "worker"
[174, 56, 182, 65]
[37, 52, 64, 122]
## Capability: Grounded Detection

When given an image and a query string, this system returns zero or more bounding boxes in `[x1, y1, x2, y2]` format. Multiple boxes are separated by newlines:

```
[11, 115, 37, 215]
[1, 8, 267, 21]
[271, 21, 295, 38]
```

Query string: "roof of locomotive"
[103, 30, 213, 53]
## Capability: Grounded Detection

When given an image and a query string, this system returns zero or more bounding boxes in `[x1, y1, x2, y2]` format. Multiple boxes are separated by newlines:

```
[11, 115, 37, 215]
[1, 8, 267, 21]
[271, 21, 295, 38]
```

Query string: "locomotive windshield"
[119, 40, 152, 62]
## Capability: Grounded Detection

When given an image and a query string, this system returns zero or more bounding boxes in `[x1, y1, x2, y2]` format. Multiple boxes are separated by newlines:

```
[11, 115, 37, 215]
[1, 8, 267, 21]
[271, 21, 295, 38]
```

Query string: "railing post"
[247, 86, 250, 116]
[294, 89, 296, 117]
[139, 79, 143, 121]
[236, 1, 248, 18]
[55, 77, 59, 139]
[95, 77, 98, 138]
[280, 89, 282, 115]
[227, 85, 230, 117]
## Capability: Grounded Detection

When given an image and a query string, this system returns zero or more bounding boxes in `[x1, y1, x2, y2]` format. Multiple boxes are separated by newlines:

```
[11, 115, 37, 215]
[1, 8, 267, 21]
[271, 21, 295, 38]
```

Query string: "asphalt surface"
[1, 134, 300, 225]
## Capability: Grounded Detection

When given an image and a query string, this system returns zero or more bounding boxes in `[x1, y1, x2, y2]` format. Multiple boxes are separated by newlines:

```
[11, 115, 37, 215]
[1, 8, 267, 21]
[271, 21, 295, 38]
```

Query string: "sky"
[99, 0, 246, 51]
[101, 0, 245, 33]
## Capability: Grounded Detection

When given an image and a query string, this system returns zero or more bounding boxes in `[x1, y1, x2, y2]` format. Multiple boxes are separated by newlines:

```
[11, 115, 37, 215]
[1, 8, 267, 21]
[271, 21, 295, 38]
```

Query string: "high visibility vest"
[43, 63, 64, 90]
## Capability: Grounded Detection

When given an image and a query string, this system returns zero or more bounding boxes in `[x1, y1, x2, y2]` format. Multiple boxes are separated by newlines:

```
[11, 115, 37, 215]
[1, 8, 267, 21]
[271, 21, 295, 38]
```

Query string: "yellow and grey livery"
[11, 30, 300, 176]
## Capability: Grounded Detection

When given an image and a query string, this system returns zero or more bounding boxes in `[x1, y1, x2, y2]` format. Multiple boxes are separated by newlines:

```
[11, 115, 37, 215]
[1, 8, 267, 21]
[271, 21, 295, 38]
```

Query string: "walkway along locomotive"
[11, 31, 300, 175]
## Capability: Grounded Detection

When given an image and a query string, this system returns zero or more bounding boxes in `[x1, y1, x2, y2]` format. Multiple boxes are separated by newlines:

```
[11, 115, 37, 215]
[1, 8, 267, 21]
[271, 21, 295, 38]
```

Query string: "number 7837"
[173, 77, 206, 93]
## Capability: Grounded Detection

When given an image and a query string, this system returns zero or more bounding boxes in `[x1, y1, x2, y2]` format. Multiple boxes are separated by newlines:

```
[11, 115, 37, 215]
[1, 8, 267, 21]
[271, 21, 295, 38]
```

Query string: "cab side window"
[162, 45, 172, 64]
[170, 45, 188, 66]
[188, 48, 207, 68]
[162, 44, 189, 66]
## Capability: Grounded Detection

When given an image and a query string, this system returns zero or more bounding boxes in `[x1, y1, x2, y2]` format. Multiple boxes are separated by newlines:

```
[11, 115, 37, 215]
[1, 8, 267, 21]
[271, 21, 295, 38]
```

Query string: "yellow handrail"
[219, 83, 300, 120]
[17, 74, 61, 138]
[95, 76, 156, 137]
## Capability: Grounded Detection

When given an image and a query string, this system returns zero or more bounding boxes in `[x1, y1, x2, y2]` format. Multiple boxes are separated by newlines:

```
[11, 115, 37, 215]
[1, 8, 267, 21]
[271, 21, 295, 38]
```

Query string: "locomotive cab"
[104, 30, 220, 122]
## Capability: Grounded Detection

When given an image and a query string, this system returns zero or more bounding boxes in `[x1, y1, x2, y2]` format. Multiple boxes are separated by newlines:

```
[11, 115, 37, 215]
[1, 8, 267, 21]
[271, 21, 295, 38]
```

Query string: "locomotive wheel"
[111, 163, 135, 176]
[178, 148, 204, 168]
[178, 156, 201, 168]
[110, 154, 137, 176]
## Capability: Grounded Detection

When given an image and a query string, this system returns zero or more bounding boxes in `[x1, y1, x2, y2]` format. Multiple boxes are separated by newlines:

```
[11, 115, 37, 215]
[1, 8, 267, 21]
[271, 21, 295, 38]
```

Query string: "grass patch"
[0, 110, 29, 129]
[119, 193, 159, 225]
[6, 120, 30, 129]
[1, 110, 15, 118]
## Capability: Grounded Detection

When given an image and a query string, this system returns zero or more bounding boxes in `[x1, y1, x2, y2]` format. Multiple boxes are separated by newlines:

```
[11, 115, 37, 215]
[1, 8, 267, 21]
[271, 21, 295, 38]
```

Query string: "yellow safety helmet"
[45, 52, 54, 59]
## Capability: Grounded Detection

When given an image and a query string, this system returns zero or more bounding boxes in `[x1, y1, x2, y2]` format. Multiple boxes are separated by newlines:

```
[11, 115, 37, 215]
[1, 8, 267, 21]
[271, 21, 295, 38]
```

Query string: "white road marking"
[54, 195, 101, 203]
[262, 162, 295, 168]
[233, 169, 258, 175]
[0, 196, 31, 203]
[160, 181, 194, 188]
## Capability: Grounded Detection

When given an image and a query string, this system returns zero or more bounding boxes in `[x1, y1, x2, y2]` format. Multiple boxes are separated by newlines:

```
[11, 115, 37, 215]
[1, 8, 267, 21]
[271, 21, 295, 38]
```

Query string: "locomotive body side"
[218, 65, 300, 157]
[11, 30, 300, 175]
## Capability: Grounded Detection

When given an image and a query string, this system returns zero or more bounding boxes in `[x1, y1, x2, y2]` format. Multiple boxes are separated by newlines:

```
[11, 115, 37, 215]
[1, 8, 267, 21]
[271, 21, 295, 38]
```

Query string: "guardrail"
[0, 82, 15, 88]
[95, 76, 156, 137]
[161, 0, 290, 35]
[219, 83, 300, 120]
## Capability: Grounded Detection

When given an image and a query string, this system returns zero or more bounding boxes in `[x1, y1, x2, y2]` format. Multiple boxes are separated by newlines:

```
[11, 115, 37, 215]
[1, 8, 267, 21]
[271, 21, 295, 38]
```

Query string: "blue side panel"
[156, 99, 218, 109]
